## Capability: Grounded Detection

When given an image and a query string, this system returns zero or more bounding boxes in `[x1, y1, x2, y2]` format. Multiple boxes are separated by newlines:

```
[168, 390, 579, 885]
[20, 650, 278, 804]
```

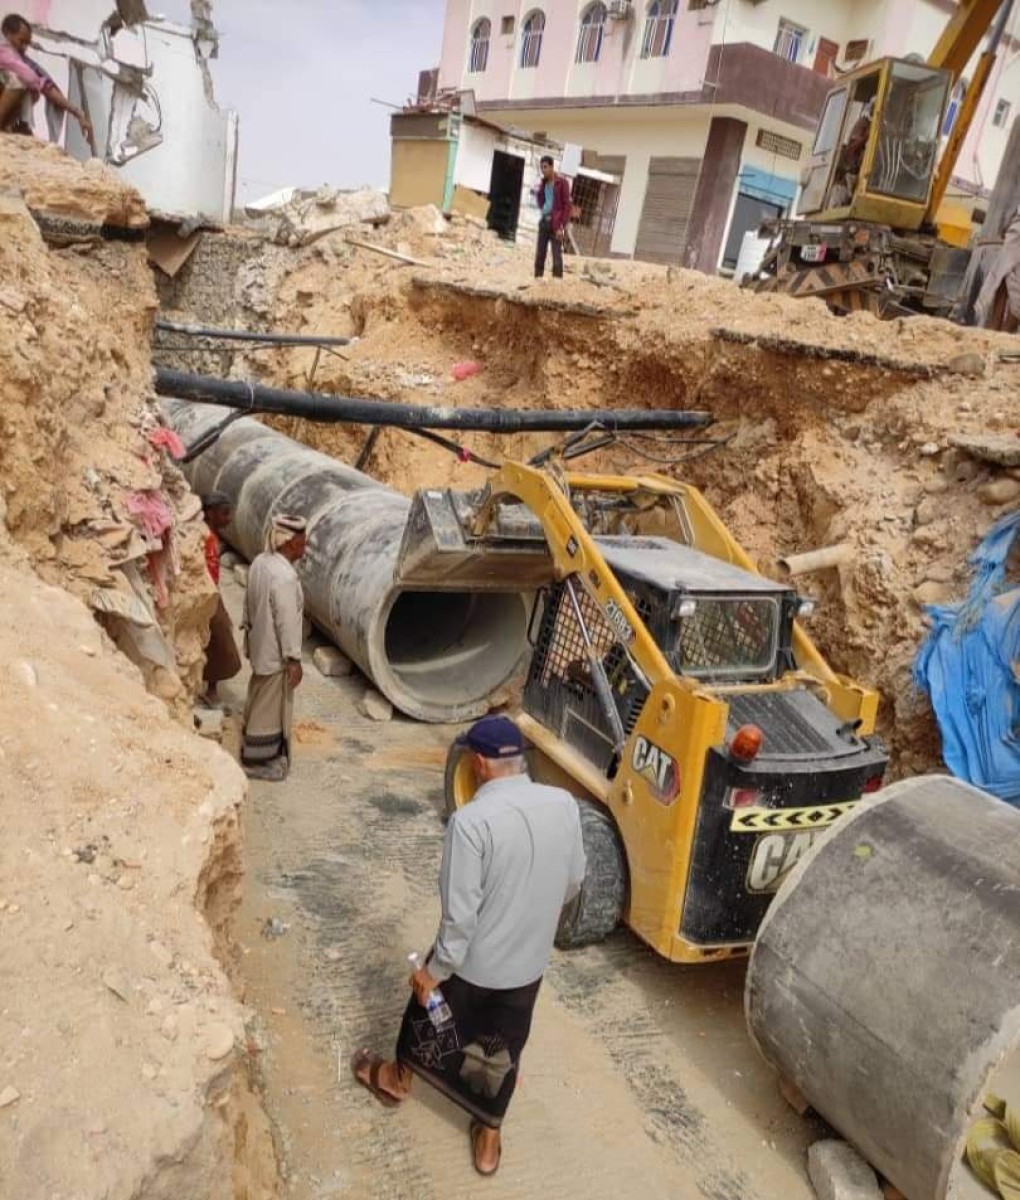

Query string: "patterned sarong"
[241, 671, 293, 765]
[395, 974, 541, 1128]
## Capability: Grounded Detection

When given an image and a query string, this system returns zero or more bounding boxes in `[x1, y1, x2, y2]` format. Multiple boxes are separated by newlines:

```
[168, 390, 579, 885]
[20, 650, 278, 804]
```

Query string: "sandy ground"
[217, 572, 823, 1200]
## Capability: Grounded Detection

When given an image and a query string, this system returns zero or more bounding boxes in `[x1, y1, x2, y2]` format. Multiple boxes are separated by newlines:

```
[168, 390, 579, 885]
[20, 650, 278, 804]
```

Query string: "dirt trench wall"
[0, 138, 214, 709]
[0, 550, 279, 1200]
[0, 139, 282, 1196]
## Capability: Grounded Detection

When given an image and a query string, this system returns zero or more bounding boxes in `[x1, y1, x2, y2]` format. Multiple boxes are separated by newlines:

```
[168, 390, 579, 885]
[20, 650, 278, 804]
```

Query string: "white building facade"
[433, 0, 1020, 270]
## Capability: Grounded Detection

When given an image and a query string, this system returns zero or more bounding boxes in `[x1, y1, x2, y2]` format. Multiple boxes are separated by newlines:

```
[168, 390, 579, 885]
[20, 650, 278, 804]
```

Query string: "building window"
[469, 18, 491, 74]
[501, 15, 515, 35]
[774, 18, 806, 64]
[993, 98, 1012, 128]
[942, 80, 967, 136]
[576, 2, 607, 64]
[641, 0, 678, 59]
[521, 9, 545, 68]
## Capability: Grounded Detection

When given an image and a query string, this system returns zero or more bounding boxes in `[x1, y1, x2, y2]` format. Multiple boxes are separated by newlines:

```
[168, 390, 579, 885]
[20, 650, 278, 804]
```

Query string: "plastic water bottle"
[408, 951, 454, 1030]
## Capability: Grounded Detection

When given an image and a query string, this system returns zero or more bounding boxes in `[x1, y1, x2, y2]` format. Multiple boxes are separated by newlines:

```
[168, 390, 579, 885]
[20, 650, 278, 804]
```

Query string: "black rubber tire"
[555, 799, 627, 950]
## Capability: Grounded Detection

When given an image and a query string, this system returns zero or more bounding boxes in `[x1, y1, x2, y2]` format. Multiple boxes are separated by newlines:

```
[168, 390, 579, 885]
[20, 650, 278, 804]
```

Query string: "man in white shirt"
[240, 514, 307, 781]
[351, 715, 587, 1177]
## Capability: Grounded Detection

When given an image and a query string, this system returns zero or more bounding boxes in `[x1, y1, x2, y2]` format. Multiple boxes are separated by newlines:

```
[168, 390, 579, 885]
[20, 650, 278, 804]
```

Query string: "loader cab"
[523, 537, 800, 776]
[799, 57, 952, 231]
[596, 537, 798, 685]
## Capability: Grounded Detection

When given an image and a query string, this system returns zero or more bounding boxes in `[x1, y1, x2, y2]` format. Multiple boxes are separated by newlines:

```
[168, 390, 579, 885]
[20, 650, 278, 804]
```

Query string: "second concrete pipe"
[162, 400, 529, 722]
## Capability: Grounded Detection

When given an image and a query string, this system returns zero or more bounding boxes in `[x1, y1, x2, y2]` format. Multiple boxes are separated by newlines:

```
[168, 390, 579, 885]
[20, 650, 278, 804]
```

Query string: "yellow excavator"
[396, 457, 887, 964]
[749, 0, 1015, 317]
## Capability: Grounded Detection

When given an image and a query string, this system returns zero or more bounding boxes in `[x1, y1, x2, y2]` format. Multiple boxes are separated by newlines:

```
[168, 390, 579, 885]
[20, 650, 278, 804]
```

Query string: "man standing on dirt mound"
[351, 715, 586, 1177]
[240, 514, 307, 781]
[533, 154, 571, 280]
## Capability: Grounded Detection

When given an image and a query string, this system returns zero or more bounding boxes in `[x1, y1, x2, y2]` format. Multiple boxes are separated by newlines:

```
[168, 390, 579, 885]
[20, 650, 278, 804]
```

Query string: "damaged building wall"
[19, 0, 238, 224]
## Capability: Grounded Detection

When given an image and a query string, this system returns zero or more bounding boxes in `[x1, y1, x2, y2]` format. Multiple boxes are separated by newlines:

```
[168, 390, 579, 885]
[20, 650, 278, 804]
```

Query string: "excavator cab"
[800, 59, 951, 227]
[753, 57, 960, 316]
[748, 0, 1013, 316]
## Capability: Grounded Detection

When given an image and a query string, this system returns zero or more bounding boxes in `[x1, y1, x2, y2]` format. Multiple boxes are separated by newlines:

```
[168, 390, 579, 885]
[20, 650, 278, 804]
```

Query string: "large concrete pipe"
[161, 400, 529, 722]
[745, 776, 1020, 1200]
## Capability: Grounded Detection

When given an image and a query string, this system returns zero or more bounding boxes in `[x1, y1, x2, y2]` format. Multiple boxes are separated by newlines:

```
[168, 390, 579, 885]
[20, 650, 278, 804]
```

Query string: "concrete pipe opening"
[380, 590, 529, 717]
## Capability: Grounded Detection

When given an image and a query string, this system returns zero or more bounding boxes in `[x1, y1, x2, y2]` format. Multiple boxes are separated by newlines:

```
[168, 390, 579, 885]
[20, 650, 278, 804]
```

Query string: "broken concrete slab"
[807, 1140, 883, 1200]
[313, 645, 353, 678]
[358, 690, 394, 723]
[952, 434, 1020, 468]
[0, 137, 148, 231]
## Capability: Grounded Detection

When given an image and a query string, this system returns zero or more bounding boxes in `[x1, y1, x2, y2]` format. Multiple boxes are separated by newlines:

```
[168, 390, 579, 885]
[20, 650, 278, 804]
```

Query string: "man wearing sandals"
[353, 715, 586, 1176]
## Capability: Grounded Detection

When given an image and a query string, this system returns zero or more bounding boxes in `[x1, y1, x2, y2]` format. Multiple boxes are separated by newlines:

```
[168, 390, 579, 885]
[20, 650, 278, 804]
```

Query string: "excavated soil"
[0, 542, 278, 1200]
[1, 135, 214, 709]
[0, 139, 280, 1198]
[158, 207, 1020, 777]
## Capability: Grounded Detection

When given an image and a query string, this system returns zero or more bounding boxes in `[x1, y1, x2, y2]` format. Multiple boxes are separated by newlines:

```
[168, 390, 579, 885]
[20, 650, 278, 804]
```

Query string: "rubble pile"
[0, 136, 213, 708]
[161, 212, 1019, 776]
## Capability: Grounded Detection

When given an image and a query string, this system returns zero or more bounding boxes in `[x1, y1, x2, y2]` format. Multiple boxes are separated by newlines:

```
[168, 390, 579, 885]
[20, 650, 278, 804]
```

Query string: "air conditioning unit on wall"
[607, 0, 633, 19]
[840, 38, 873, 67]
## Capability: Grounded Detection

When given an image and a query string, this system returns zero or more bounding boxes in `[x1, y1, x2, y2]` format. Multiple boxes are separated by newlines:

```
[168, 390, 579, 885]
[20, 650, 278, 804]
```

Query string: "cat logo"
[631, 736, 679, 805]
[746, 830, 824, 893]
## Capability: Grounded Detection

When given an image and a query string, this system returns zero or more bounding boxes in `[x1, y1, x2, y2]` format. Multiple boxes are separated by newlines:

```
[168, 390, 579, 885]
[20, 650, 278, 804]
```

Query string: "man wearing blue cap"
[352, 714, 586, 1177]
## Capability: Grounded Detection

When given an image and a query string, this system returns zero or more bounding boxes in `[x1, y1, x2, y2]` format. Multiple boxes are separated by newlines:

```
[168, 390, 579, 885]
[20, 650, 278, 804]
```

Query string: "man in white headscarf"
[240, 514, 308, 781]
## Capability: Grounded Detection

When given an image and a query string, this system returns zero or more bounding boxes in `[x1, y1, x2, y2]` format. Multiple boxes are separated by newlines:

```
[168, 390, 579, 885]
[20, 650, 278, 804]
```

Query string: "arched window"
[641, 0, 677, 59]
[469, 18, 491, 74]
[521, 9, 546, 69]
[576, 2, 607, 65]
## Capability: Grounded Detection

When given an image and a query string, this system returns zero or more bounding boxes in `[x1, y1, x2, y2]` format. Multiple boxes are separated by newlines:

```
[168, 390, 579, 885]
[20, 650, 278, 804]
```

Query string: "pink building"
[429, 0, 1020, 270]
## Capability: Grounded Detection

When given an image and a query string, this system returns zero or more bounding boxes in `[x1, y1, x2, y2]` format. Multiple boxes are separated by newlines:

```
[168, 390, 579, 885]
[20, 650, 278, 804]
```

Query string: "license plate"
[800, 244, 827, 263]
[746, 830, 824, 894]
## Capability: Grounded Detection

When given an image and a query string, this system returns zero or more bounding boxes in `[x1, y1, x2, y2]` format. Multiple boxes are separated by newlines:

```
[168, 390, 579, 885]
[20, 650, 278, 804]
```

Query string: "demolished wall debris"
[19, 0, 237, 223]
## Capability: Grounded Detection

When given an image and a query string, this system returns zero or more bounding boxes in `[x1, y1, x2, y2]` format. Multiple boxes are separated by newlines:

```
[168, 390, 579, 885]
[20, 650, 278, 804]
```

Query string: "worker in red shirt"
[533, 155, 571, 280]
[202, 493, 241, 706]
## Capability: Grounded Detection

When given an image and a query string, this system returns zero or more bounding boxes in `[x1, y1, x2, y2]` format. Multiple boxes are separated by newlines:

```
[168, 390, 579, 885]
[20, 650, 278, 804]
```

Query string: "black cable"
[154, 320, 351, 347]
[155, 368, 715, 434]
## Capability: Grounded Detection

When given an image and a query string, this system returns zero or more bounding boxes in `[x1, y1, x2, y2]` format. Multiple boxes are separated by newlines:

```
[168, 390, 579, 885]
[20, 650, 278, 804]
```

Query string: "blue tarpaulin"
[914, 510, 1020, 804]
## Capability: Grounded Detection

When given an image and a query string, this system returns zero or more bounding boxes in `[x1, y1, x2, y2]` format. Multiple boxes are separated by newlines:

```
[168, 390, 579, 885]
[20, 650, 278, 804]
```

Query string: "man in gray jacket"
[352, 715, 587, 1176]
[240, 514, 307, 781]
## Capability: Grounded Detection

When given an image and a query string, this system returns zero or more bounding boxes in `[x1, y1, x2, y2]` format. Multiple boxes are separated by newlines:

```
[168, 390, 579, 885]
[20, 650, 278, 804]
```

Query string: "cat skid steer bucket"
[394, 487, 555, 592]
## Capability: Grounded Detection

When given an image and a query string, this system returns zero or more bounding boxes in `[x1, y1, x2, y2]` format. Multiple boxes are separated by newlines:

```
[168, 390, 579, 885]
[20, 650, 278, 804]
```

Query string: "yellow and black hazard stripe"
[730, 802, 858, 833]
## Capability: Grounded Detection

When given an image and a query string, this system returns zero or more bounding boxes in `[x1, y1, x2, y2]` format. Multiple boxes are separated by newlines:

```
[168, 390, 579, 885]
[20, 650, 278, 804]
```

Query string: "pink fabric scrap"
[125, 490, 174, 541]
[451, 361, 481, 382]
[147, 427, 186, 460]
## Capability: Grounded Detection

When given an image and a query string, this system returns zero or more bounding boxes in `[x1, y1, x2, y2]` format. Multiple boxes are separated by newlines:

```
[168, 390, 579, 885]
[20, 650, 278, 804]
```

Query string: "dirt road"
[219, 575, 821, 1200]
